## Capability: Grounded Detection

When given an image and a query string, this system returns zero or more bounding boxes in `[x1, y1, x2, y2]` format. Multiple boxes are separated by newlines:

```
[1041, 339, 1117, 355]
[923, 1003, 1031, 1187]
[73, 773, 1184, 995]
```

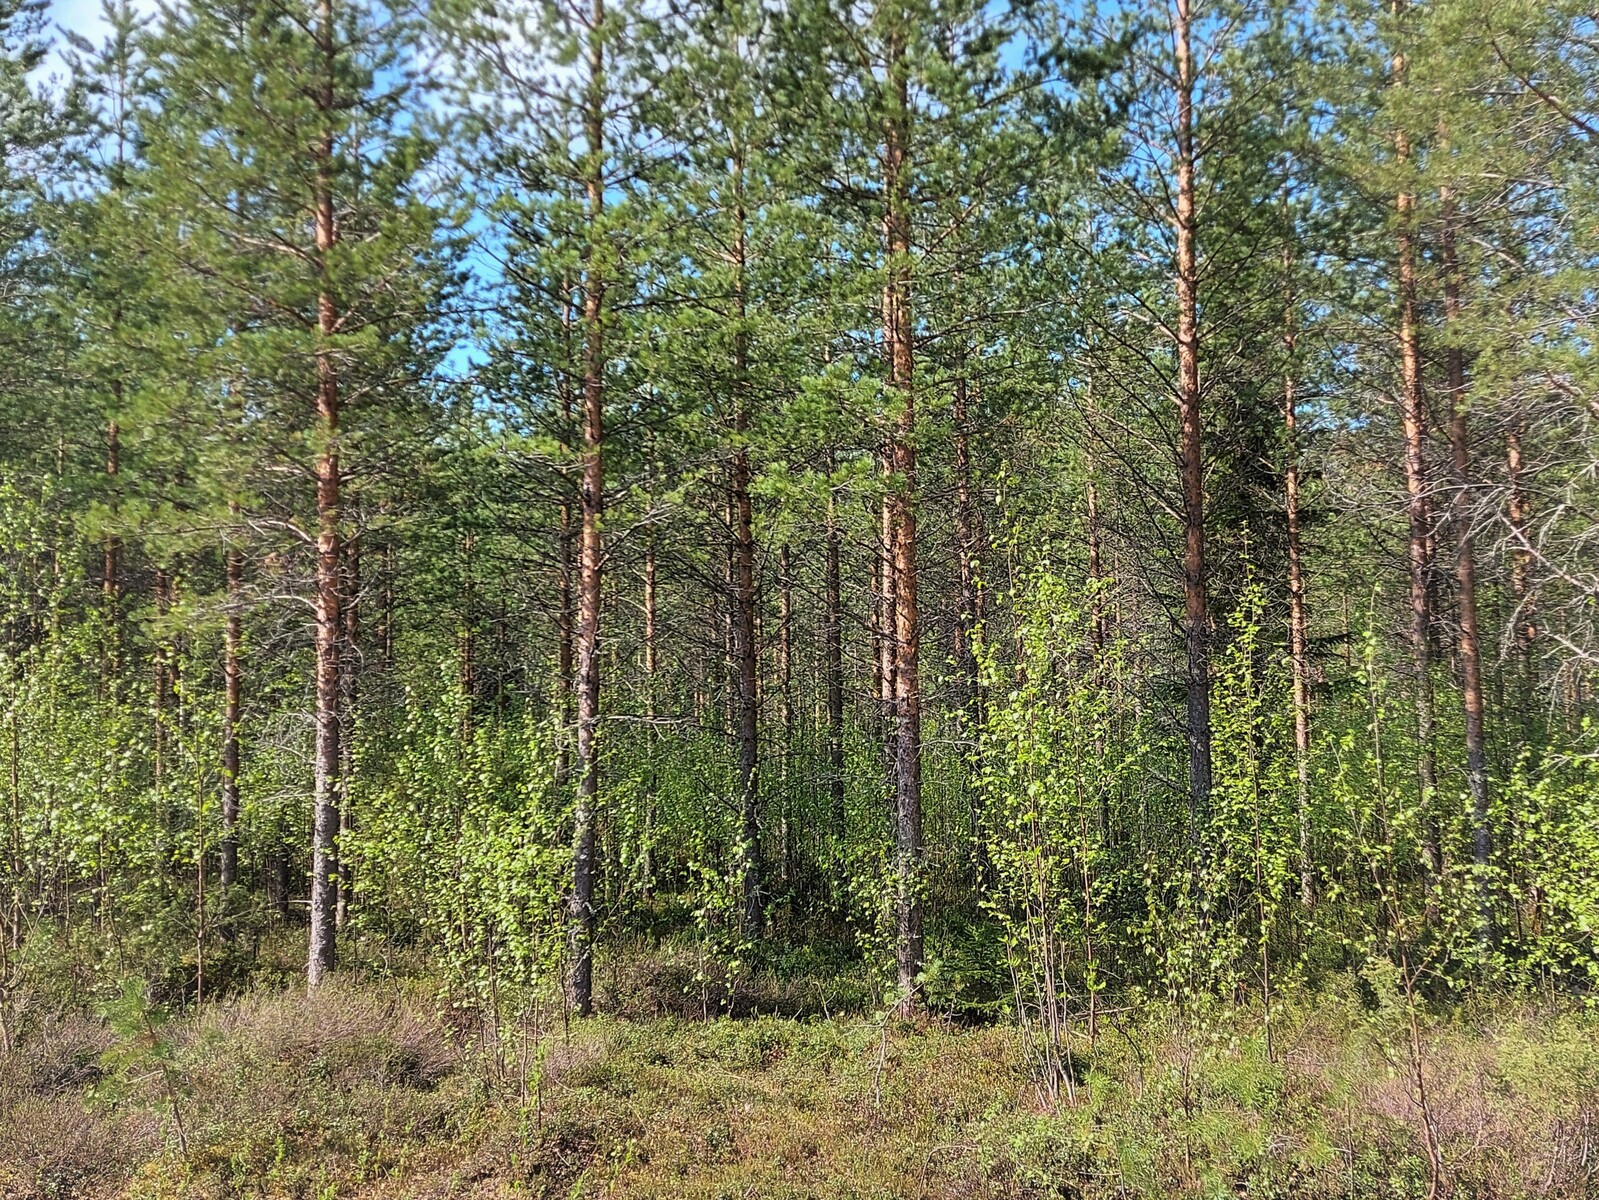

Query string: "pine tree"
[0, 0, 64, 475]
[139, 0, 453, 988]
[440, 0, 660, 1014]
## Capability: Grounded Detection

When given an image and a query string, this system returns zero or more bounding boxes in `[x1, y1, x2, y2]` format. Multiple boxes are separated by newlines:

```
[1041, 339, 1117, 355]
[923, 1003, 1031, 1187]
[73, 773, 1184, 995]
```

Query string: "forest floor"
[2, 936, 1596, 1200]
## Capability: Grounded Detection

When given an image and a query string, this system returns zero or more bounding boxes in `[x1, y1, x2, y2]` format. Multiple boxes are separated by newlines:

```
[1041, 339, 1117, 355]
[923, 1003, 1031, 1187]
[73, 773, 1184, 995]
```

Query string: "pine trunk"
[642, 529, 657, 892]
[952, 374, 981, 696]
[568, 0, 606, 1015]
[778, 544, 794, 886]
[220, 527, 242, 895]
[103, 416, 121, 681]
[1442, 186, 1491, 933]
[1392, 9, 1439, 872]
[877, 500, 895, 754]
[336, 535, 359, 930]
[824, 484, 846, 843]
[952, 372, 985, 874]
[883, 18, 923, 1012]
[556, 279, 576, 787]
[732, 451, 761, 936]
[731, 176, 762, 938]
[153, 567, 170, 805]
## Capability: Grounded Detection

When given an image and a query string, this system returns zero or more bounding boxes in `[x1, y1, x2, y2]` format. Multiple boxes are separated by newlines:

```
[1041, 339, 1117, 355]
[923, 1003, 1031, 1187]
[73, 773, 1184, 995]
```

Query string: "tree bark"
[103, 416, 121, 681]
[642, 527, 657, 892]
[876, 505, 895, 753]
[1283, 247, 1315, 908]
[778, 543, 794, 886]
[952, 377, 980, 698]
[556, 277, 577, 788]
[824, 481, 846, 844]
[336, 535, 359, 930]
[378, 531, 395, 669]
[1442, 185, 1491, 933]
[306, 0, 342, 991]
[153, 567, 178, 866]
[568, 0, 606, 1016]
[220, 526, 242, 895]
[952, 371, 985, 873]
[459, 533, 475, 740]
[1392, 4, 1439, 873]
[730, 162, 763, 938]
[730, 464, 760, 930]
[153, 567, 170, 799]
[1506, 418, 1535, 686]
[723, 523, 736, 738]
[1085, 458, 1105, 653]
[883, 13, 923, 1012]
[1174, 0, 1211, 834]
[1398, 181, 1437, 835]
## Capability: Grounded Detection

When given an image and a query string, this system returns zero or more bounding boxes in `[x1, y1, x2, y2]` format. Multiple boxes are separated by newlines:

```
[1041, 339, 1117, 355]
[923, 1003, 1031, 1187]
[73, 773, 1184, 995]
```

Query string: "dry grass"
[0, 1013, 157, 1199]
[1, 974, 1595, 1199]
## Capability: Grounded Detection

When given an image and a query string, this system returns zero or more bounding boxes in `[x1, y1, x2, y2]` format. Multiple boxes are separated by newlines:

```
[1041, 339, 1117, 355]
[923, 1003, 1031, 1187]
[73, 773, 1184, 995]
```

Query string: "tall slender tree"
[441, 0, 656, 1013]
[141, 0, 452, 988]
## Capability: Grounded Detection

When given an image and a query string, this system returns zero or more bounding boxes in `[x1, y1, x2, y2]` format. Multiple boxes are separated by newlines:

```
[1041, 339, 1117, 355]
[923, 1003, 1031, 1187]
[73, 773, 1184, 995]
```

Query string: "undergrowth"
[1, 932, 1595, 1199]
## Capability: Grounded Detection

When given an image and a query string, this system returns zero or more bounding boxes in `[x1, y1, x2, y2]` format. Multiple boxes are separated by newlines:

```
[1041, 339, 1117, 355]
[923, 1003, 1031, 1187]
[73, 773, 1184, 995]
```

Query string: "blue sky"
[49, 0, 108, 33]
[41, 0, 147, 76]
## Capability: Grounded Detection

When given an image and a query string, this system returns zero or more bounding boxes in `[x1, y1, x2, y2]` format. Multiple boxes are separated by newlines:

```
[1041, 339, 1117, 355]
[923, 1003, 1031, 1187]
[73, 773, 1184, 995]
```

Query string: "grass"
[1, 940, 1596, 1199]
